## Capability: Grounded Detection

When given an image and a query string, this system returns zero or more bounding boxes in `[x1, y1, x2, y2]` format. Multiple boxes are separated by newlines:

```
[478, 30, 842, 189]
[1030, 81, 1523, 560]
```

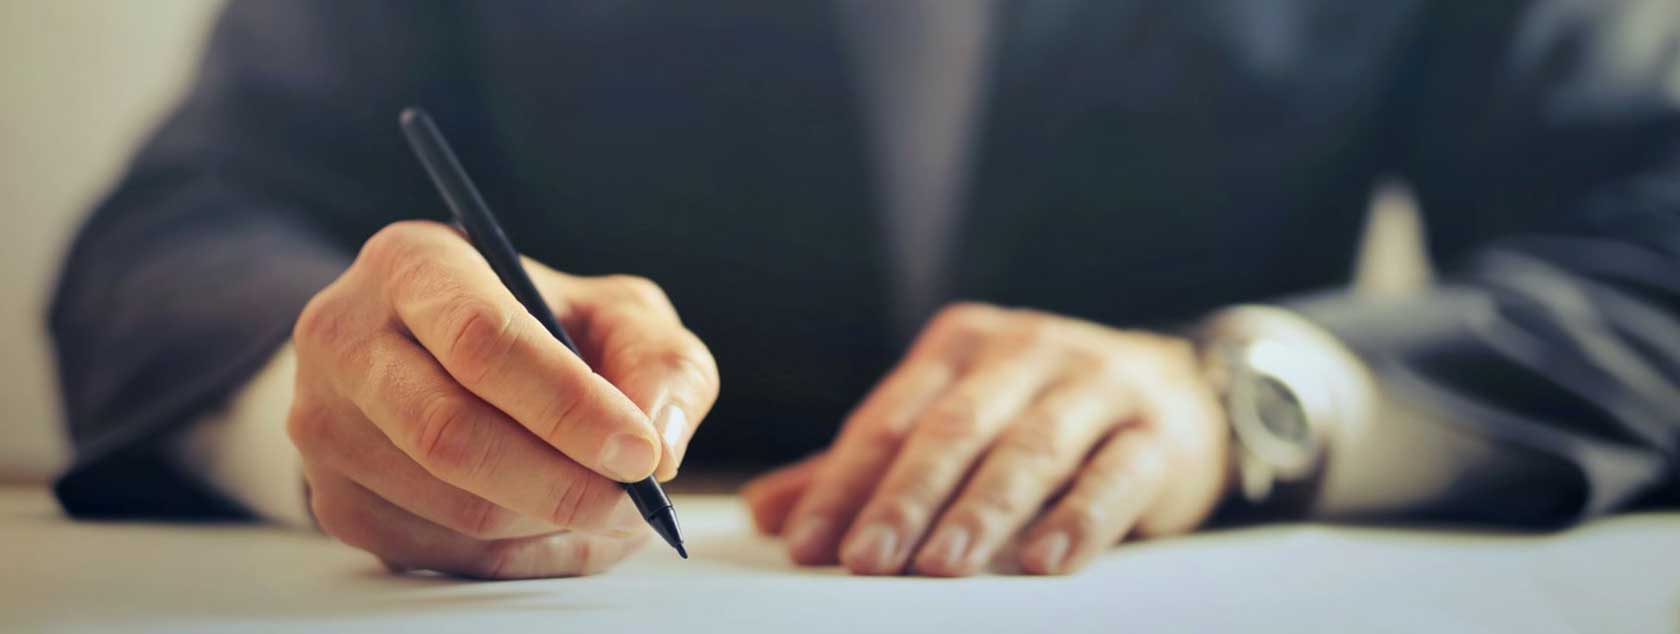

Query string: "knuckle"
[471, 540, 523, 579]
[362, 221, 439, 272]
[1065, 348, 1109, 375]
[535, 379, 590, 444]
[382, 248, 449, 306]
[545, 475, 619, 529]
[672, 333, 721, 384]
[880, 462, 950, 508]
[967, 478, 1031, 518]
[1137, 329, 1190, 353]
[453, 498, 516, 540]
[606, 274, 669, 307]
[865, 498, 927, 531]
[1092, 353, 1139, 384]
[569, 536, 598, 575]
[1060, 505, 1108, 543]
[309, 491, 363, 547]
[1121, 331, 1196, 370]
[439, 298, 516, 385]
[931, 302, 1000, 336]
[306, 489, 335, 532]
[309, 500, 343, 540]
[292, 295, 373, 380]
[855, 418, 911, 454]
[995, 425, 1064, 463]
[1149, 335, 1198, 373]
[625, 336, 720, 395]
[411, 394, 482, 477]
[292, 291, 345, 350]
[918, 393, 984, 441]
[284, 400, 332, 455]
[1006, 313, 1059, 348]
[601, 499, 648, 538]
[1093, 440, 1166, 490]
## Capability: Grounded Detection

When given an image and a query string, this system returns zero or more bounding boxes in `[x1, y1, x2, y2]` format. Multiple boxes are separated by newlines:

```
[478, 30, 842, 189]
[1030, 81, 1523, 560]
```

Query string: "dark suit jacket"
[51, 1, 1680, 523]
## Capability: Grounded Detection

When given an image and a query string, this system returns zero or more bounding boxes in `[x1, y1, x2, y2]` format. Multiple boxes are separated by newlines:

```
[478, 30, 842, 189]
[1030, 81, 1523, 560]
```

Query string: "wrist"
[169, 343, 312, 527]
[1195, 305, 1377, 514]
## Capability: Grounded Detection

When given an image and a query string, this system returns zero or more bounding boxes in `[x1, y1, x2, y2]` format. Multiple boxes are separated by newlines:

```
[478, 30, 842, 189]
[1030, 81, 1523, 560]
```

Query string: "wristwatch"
[1205, 338, 1335, 507]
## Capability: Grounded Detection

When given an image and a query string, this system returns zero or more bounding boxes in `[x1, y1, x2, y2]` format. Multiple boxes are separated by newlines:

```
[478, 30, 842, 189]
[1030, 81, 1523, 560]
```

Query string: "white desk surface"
[1, 487, 1674, 633]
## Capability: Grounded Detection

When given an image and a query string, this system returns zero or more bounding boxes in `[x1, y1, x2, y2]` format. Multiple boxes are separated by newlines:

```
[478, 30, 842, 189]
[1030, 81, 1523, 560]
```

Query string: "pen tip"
[646, 506, 688, 559]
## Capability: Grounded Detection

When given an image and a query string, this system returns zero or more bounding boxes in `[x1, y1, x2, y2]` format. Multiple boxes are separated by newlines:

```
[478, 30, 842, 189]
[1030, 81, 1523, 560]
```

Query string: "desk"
[1, 487, 1674, 633]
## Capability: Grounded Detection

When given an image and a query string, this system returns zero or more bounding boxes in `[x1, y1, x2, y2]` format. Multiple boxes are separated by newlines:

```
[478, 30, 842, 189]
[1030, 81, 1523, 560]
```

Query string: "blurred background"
[0, 0, 1428, 485]
[0, 0, 223, 482]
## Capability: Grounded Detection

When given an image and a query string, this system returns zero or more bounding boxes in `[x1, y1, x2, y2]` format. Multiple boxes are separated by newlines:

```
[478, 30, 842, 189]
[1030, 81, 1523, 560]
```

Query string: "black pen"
[399, 107, 687, 559]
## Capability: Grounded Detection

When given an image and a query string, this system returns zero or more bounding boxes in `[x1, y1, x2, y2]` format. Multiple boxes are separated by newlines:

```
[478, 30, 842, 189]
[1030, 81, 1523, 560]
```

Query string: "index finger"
[778, 303, 996, 565]
[539, 271, 720, 482]
[780, 357, 954, 565]
[364, 221, 662, 482]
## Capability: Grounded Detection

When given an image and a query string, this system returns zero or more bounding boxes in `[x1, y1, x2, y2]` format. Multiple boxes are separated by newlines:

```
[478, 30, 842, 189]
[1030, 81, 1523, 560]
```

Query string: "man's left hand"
[743, 303, 1231, 576]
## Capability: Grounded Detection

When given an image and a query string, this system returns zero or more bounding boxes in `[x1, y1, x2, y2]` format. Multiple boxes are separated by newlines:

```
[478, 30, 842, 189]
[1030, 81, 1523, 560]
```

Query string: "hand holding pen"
[281, 109, 715, 578]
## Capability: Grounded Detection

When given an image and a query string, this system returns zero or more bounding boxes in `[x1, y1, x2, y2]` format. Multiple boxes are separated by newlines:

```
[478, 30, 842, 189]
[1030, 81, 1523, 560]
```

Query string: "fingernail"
[922, 525, 972, 573]
[843, 523, 899, 572]
[654, 404, 689, 459]
[598, 432, 658, 481]
[1024, 531, 1071, 574]
[786, 515, 831, 553]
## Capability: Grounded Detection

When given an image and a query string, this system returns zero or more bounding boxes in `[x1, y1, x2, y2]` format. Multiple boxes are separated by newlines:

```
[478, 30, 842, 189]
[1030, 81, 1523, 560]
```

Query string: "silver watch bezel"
[1222, 339, 1333, 493]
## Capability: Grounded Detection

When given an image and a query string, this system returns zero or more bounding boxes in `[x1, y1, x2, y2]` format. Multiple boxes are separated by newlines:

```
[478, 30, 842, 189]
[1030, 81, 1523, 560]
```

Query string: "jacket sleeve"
[49, 0, 480, 519]
[1290, 0, 1680, 525]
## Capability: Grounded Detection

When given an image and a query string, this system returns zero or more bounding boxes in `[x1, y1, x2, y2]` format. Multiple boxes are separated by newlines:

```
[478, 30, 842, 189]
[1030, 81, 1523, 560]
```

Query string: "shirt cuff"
[167, 343, 310, 528]
[1200, 304, 1549, 519]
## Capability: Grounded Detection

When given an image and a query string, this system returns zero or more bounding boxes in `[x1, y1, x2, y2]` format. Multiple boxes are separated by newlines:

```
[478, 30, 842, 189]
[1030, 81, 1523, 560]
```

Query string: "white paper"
[2, 491, 1675, 634]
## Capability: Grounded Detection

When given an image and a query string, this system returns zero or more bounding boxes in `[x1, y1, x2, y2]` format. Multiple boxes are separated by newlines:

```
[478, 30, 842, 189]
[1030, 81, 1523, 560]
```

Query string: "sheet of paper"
[2, 490, 1675, 633]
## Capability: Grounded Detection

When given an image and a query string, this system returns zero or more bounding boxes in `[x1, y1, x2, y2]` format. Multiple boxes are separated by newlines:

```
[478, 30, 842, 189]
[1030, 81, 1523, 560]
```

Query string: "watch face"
[1252, 375, 1309, 444]
[1228, 357, 1319, 477]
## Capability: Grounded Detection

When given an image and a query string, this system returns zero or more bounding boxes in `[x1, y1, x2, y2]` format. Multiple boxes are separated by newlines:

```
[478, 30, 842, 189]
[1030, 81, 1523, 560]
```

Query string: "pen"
[399, 106, 688, 559]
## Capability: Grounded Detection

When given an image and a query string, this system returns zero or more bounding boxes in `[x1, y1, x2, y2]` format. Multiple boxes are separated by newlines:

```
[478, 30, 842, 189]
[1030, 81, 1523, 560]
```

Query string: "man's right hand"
[287, 221, 719, 578]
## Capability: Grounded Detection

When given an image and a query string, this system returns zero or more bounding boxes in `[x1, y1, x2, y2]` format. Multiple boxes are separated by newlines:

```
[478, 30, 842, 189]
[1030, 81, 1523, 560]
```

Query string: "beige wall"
[0, 0, 225, 481]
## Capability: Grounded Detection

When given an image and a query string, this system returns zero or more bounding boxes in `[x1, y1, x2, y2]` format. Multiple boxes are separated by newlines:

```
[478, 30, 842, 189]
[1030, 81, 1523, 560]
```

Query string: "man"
[51, 1, 1679, 578]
